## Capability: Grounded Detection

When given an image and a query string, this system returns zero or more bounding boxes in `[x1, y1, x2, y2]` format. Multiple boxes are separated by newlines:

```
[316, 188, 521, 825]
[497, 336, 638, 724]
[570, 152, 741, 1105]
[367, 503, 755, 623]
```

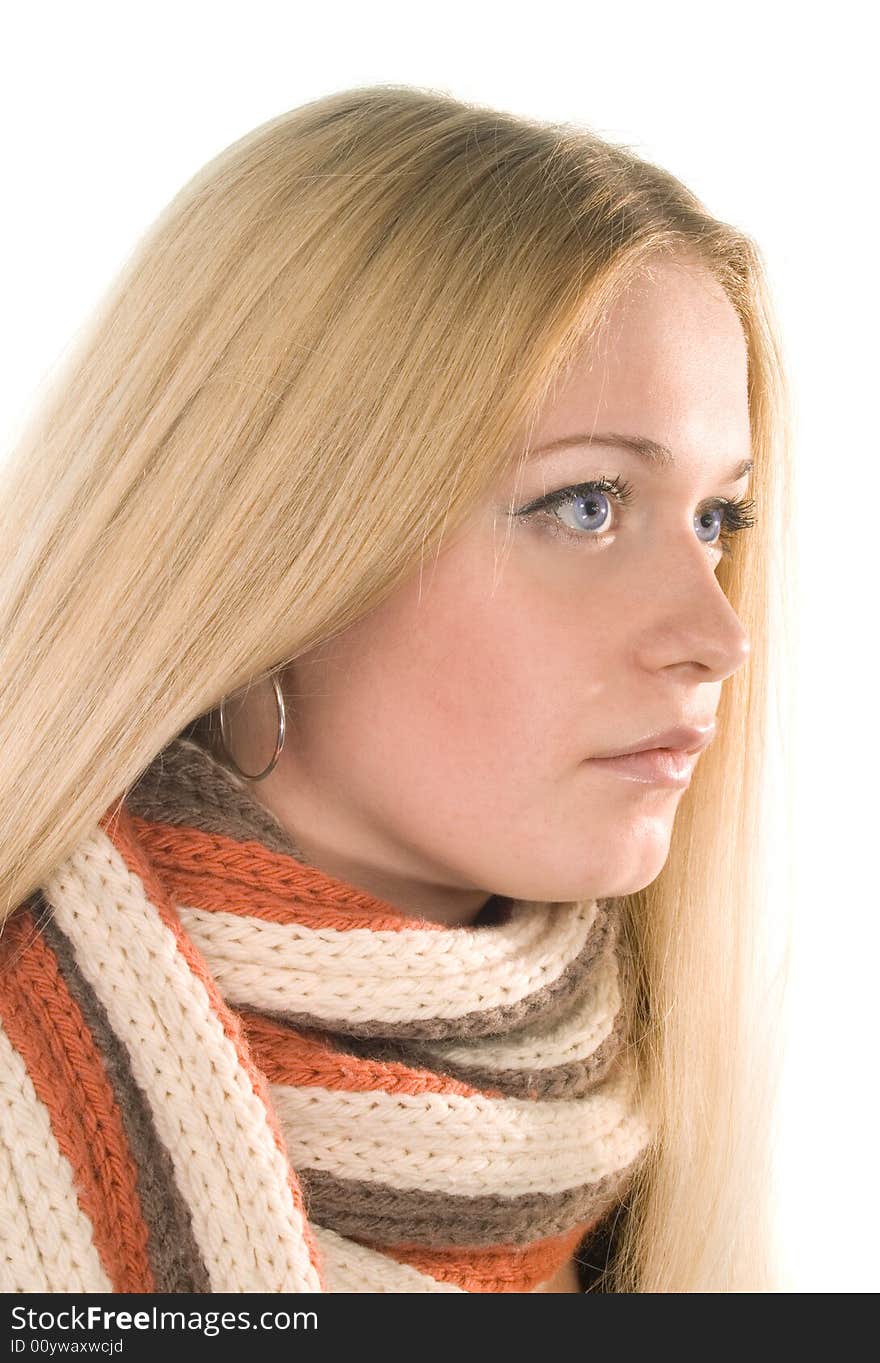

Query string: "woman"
[0, 84, 794, 1293]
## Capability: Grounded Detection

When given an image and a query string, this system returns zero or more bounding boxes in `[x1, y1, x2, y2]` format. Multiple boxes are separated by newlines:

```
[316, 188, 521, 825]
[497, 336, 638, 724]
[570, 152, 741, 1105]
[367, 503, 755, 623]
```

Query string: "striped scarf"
[0, 733, 654, 1293]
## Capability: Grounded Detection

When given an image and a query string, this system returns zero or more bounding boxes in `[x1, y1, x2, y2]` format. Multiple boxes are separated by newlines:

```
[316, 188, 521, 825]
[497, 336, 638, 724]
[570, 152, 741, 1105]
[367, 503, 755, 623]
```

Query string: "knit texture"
[0, 734, 654, 1293]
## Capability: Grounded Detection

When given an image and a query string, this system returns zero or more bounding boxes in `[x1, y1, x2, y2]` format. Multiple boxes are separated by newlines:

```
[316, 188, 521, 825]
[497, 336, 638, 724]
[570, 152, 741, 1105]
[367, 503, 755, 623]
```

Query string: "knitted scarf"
[0, 733, 654, 1294]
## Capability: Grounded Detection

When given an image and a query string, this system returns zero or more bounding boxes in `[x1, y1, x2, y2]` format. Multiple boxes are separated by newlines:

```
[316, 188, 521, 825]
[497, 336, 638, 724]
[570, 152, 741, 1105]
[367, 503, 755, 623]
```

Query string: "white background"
[2, 1, 877, 1292]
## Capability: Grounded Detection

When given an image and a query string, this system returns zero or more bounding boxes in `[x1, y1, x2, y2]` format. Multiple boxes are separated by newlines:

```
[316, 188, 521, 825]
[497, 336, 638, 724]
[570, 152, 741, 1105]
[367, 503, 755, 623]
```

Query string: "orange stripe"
[99, 804, 327, 1287]
[0, 901, 155, 1292]
[239, 1009, 506, 1099]
[379, 1218, 598, 1292]
[127, 816, 444, 931]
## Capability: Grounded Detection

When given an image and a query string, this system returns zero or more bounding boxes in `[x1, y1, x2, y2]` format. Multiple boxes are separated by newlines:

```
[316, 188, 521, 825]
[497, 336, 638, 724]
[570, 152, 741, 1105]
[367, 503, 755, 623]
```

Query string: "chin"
[486, 829, 673, 904]
[530, 854, 671, 904]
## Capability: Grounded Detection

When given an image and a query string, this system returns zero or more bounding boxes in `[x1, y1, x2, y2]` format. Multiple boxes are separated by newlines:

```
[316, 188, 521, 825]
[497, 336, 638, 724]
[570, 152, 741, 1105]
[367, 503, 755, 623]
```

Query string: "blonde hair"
[0, 84, 795, 1292]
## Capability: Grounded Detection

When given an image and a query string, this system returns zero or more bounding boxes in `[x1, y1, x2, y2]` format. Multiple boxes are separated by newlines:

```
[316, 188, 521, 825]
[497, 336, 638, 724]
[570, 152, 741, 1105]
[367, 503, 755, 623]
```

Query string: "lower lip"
[585, 748, 698, 787]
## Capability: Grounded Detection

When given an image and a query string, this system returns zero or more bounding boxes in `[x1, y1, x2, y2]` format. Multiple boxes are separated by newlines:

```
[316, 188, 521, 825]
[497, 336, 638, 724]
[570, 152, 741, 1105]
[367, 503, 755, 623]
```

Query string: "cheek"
[345, 562, 602, 791]
[368, 605, 535, 785]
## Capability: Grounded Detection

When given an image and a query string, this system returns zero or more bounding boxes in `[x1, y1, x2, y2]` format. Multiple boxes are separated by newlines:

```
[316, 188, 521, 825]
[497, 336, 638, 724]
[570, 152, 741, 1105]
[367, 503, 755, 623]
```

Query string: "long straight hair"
[0, 85, 795, 1291]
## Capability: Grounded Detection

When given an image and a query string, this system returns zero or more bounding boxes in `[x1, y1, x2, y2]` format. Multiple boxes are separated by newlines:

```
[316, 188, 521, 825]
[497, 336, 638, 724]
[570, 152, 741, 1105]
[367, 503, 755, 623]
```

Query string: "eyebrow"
[526, 431, 753, 483]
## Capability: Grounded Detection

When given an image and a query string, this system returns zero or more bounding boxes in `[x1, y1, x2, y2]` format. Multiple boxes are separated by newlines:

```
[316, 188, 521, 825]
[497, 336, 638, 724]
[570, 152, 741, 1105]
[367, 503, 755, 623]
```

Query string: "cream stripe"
[0, 1022, 114, 1293]
[176, 899, 599, 1024]
[310, 1224, 464, 1293]
[42, 828, 323, 1293]
[270, 1066, 653, 1197]
[423, 948, 621, 1071]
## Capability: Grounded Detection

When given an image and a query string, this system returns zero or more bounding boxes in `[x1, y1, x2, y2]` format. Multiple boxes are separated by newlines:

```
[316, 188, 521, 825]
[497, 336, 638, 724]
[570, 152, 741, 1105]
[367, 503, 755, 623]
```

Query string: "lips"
[586, 747, 701, 788]
[590, 723, 716, 760]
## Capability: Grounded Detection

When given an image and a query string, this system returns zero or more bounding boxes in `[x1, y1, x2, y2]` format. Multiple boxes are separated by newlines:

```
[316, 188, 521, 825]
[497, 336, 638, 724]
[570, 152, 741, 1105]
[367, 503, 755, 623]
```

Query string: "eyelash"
[515, 474, 758, 557]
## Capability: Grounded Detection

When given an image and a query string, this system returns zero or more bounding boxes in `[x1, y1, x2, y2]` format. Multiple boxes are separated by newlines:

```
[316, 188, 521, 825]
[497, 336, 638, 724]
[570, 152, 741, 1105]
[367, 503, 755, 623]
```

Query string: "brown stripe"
[335, 1002, 628, 1100]
[383, 1217, 597, 1292]
[126, 735, 310, 861]
[36, 895, 212, 1293]
[298, 1149, 645, 1248]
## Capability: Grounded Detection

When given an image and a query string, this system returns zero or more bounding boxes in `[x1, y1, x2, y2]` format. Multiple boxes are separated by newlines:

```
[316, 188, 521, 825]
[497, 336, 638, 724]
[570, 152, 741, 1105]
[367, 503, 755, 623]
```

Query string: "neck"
[258, 822, 495, 926]
[244, 766, 497, 927]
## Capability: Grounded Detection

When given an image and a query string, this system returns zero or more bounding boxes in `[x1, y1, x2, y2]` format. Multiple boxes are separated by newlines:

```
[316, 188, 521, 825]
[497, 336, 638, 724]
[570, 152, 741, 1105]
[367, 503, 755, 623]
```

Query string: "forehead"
[524, 263, 752, 481]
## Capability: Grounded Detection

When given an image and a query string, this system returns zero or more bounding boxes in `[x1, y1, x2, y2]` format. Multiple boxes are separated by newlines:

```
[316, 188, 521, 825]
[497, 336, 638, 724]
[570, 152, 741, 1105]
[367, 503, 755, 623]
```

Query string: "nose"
[636, 560, 752, 683]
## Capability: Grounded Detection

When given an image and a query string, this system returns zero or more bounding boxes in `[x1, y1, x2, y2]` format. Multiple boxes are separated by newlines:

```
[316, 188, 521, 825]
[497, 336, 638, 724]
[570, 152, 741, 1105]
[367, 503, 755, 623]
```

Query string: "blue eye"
[515, 475, 757, 557]
[693, 502, 758, 554]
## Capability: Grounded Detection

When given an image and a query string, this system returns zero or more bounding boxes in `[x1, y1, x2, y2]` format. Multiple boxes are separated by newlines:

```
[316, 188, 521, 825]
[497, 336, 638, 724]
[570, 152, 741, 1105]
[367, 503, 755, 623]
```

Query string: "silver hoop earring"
[217, 672, 286, 782]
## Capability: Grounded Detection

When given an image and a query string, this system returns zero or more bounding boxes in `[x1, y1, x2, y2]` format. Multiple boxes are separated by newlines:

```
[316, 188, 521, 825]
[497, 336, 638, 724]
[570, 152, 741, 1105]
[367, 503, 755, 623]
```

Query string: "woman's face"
[232, 256, 753, 924]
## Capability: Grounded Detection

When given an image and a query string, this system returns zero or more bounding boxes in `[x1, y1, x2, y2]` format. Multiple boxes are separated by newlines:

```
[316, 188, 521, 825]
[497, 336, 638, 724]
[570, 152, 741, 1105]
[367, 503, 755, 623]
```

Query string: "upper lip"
[590, 723, 717, 760]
